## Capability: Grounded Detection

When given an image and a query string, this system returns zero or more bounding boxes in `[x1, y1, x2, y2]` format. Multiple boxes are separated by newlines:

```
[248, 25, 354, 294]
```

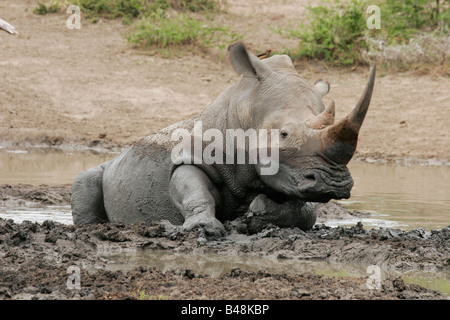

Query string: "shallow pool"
[0, 148, 449, 230]
[97, 248, 450, 296]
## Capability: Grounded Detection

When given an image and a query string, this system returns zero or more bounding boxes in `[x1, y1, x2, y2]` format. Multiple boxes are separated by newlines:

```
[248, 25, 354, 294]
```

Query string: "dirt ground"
[1, 0, 449, 161]
[0, 0, 449, 301]
[0, 184, 449, 300]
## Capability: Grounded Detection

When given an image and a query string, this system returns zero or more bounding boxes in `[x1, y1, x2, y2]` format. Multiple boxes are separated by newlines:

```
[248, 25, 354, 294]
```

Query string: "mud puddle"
[0, 202, 72, 225]
[98, 248, 450, 295]
[1, 149, 449, 230]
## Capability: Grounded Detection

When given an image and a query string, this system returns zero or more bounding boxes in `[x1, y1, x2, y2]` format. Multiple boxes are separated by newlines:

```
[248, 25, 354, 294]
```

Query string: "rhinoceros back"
[102, 119, 196, 225]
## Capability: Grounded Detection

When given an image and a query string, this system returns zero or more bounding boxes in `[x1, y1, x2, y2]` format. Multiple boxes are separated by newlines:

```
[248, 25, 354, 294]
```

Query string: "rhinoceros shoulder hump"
[265, 55, 295, 71]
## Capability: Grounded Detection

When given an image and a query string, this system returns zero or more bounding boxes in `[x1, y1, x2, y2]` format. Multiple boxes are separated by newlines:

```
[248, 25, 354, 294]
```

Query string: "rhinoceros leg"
[246, 194, 318, 233]
[169, 165, 225, 237]
[71, 164, 109, 224]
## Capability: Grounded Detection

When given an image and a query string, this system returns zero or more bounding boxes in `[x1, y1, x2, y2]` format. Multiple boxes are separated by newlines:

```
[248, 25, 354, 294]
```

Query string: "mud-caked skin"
[71, 42, 376, 237]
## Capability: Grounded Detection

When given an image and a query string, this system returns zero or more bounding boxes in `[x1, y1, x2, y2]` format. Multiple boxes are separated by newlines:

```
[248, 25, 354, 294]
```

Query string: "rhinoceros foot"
[183, 215, 225, 239]
[246, 194, 317, 234]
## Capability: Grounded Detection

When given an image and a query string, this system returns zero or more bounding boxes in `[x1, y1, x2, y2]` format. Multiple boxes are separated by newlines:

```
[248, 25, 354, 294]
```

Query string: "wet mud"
[0, 184, 448, 300]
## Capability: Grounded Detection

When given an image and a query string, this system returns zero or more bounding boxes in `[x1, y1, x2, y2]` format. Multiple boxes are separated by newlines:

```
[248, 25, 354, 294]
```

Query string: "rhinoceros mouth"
[296, 168, 354, 202]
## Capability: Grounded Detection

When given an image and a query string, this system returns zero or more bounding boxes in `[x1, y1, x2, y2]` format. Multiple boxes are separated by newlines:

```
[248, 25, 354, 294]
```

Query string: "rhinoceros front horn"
[319, 64, 376, 164]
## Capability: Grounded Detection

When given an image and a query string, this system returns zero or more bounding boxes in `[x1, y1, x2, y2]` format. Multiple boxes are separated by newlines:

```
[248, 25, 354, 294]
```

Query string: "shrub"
[376, 0, 449, 43]
[32, 0, 234, 53]
[173, 0, 217, 13]
[33, 0, 219, 19]
[281, 0, 367, 66]
[277, 0, 449, 69]
[128, 10, 241, 51]
[128, 10, 202, 48]
[72, 0, 167, 20]
[33, 1, 62, 15]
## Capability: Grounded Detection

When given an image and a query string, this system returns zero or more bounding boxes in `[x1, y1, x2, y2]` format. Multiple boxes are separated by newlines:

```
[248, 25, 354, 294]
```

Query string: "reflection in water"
[341, 161, 450, 230]
[0, 149, 115, 225]
[0, 149, 449, 230]
[0, 202, 73, 225]
[98, 248, 450, 295]
[101, 248, 347, 278]
[0, 149, 116, 186]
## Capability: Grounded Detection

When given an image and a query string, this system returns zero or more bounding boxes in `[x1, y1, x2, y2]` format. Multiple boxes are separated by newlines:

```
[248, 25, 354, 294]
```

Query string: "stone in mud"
[44, 231, 58, 244]
[406, 227, 429, 240]
[0, 220, 14, 235]
[183, 269, 195, 279]
[370, 227, 404, 241]
[11, 230, 28, 245]
[0, 287, 12, 299]
[315, 201, 365, 222]
[42, 220, 56, 230]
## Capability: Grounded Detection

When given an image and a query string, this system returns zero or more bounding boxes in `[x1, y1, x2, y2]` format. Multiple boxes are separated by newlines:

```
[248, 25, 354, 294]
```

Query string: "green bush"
[33, 0, 61, 15]
[33, 0, 219, 19]
[377, 0, 449, 43]
[278, 0, 448, 67]
[282, 0, 367, 66]
[128, 10, 241, 51]
[128, 11, 201, 48]
[172, 0, 217, 13]
[72, 0, 168, 19]
[32, 0, 233, 52]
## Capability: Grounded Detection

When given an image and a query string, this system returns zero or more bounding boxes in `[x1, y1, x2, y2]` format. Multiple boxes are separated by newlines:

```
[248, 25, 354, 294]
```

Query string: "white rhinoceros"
[71, 42, 376, 237]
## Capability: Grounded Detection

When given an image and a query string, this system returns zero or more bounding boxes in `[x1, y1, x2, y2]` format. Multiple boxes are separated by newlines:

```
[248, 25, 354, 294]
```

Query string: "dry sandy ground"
[1, 0, 449, 161]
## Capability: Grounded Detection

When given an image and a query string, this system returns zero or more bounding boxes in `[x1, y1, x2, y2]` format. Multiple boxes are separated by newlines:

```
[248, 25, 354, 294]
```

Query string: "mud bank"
[0, 185, 449, 300]
[0, 184, 72, 205]
[3, 142, 450, 167]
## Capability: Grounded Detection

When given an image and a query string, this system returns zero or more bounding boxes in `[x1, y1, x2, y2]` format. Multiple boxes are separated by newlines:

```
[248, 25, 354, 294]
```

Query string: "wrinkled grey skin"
[71, 42, 375, 237]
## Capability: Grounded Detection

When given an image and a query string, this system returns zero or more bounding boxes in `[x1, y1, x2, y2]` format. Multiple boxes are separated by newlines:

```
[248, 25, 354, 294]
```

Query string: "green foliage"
[283, 0, 367, 66]
[376, 0, 449, 43]
[128, 10, 241, 51]
[33, 0, 61, 15]
[72, 0, 165, 20]
[128, 10, 201, 48]
[33, 0, 219, 19]
[32, 0, 232, 52]
[173, 0, 217, 12]
[278, 0, 448, 67]
[138, 290, 168, 300]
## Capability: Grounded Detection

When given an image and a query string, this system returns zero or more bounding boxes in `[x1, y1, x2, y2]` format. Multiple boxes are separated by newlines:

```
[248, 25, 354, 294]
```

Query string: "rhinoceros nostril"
[298, 172, 317, 193]
[303, 173, 316, 182]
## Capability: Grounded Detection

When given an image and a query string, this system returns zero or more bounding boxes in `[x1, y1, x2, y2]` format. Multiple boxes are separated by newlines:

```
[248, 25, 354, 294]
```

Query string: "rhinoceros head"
[227, 42, 376, 202]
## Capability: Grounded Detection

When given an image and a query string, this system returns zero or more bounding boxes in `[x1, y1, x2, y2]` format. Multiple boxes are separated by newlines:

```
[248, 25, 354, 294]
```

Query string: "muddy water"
[0, 149, 115, 224]
[98, 248, 450, 295]
[0, 149, 116, 186]
[342, 161, 450, 230]
[0, 202, 73, 225]
[0, 149, 449, 230]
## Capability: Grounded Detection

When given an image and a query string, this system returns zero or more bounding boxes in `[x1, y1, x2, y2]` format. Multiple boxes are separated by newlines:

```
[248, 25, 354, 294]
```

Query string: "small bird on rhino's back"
[257, 49, 272, 59]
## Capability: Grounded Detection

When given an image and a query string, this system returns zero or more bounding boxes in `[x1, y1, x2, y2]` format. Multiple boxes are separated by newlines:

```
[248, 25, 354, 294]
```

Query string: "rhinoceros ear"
[228, 42, 272, 80]
[314, 80, 330, 97]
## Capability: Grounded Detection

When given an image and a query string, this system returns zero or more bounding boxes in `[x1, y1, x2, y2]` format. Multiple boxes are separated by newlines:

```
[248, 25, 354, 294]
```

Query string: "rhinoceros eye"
[280, 130, 288, 138]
